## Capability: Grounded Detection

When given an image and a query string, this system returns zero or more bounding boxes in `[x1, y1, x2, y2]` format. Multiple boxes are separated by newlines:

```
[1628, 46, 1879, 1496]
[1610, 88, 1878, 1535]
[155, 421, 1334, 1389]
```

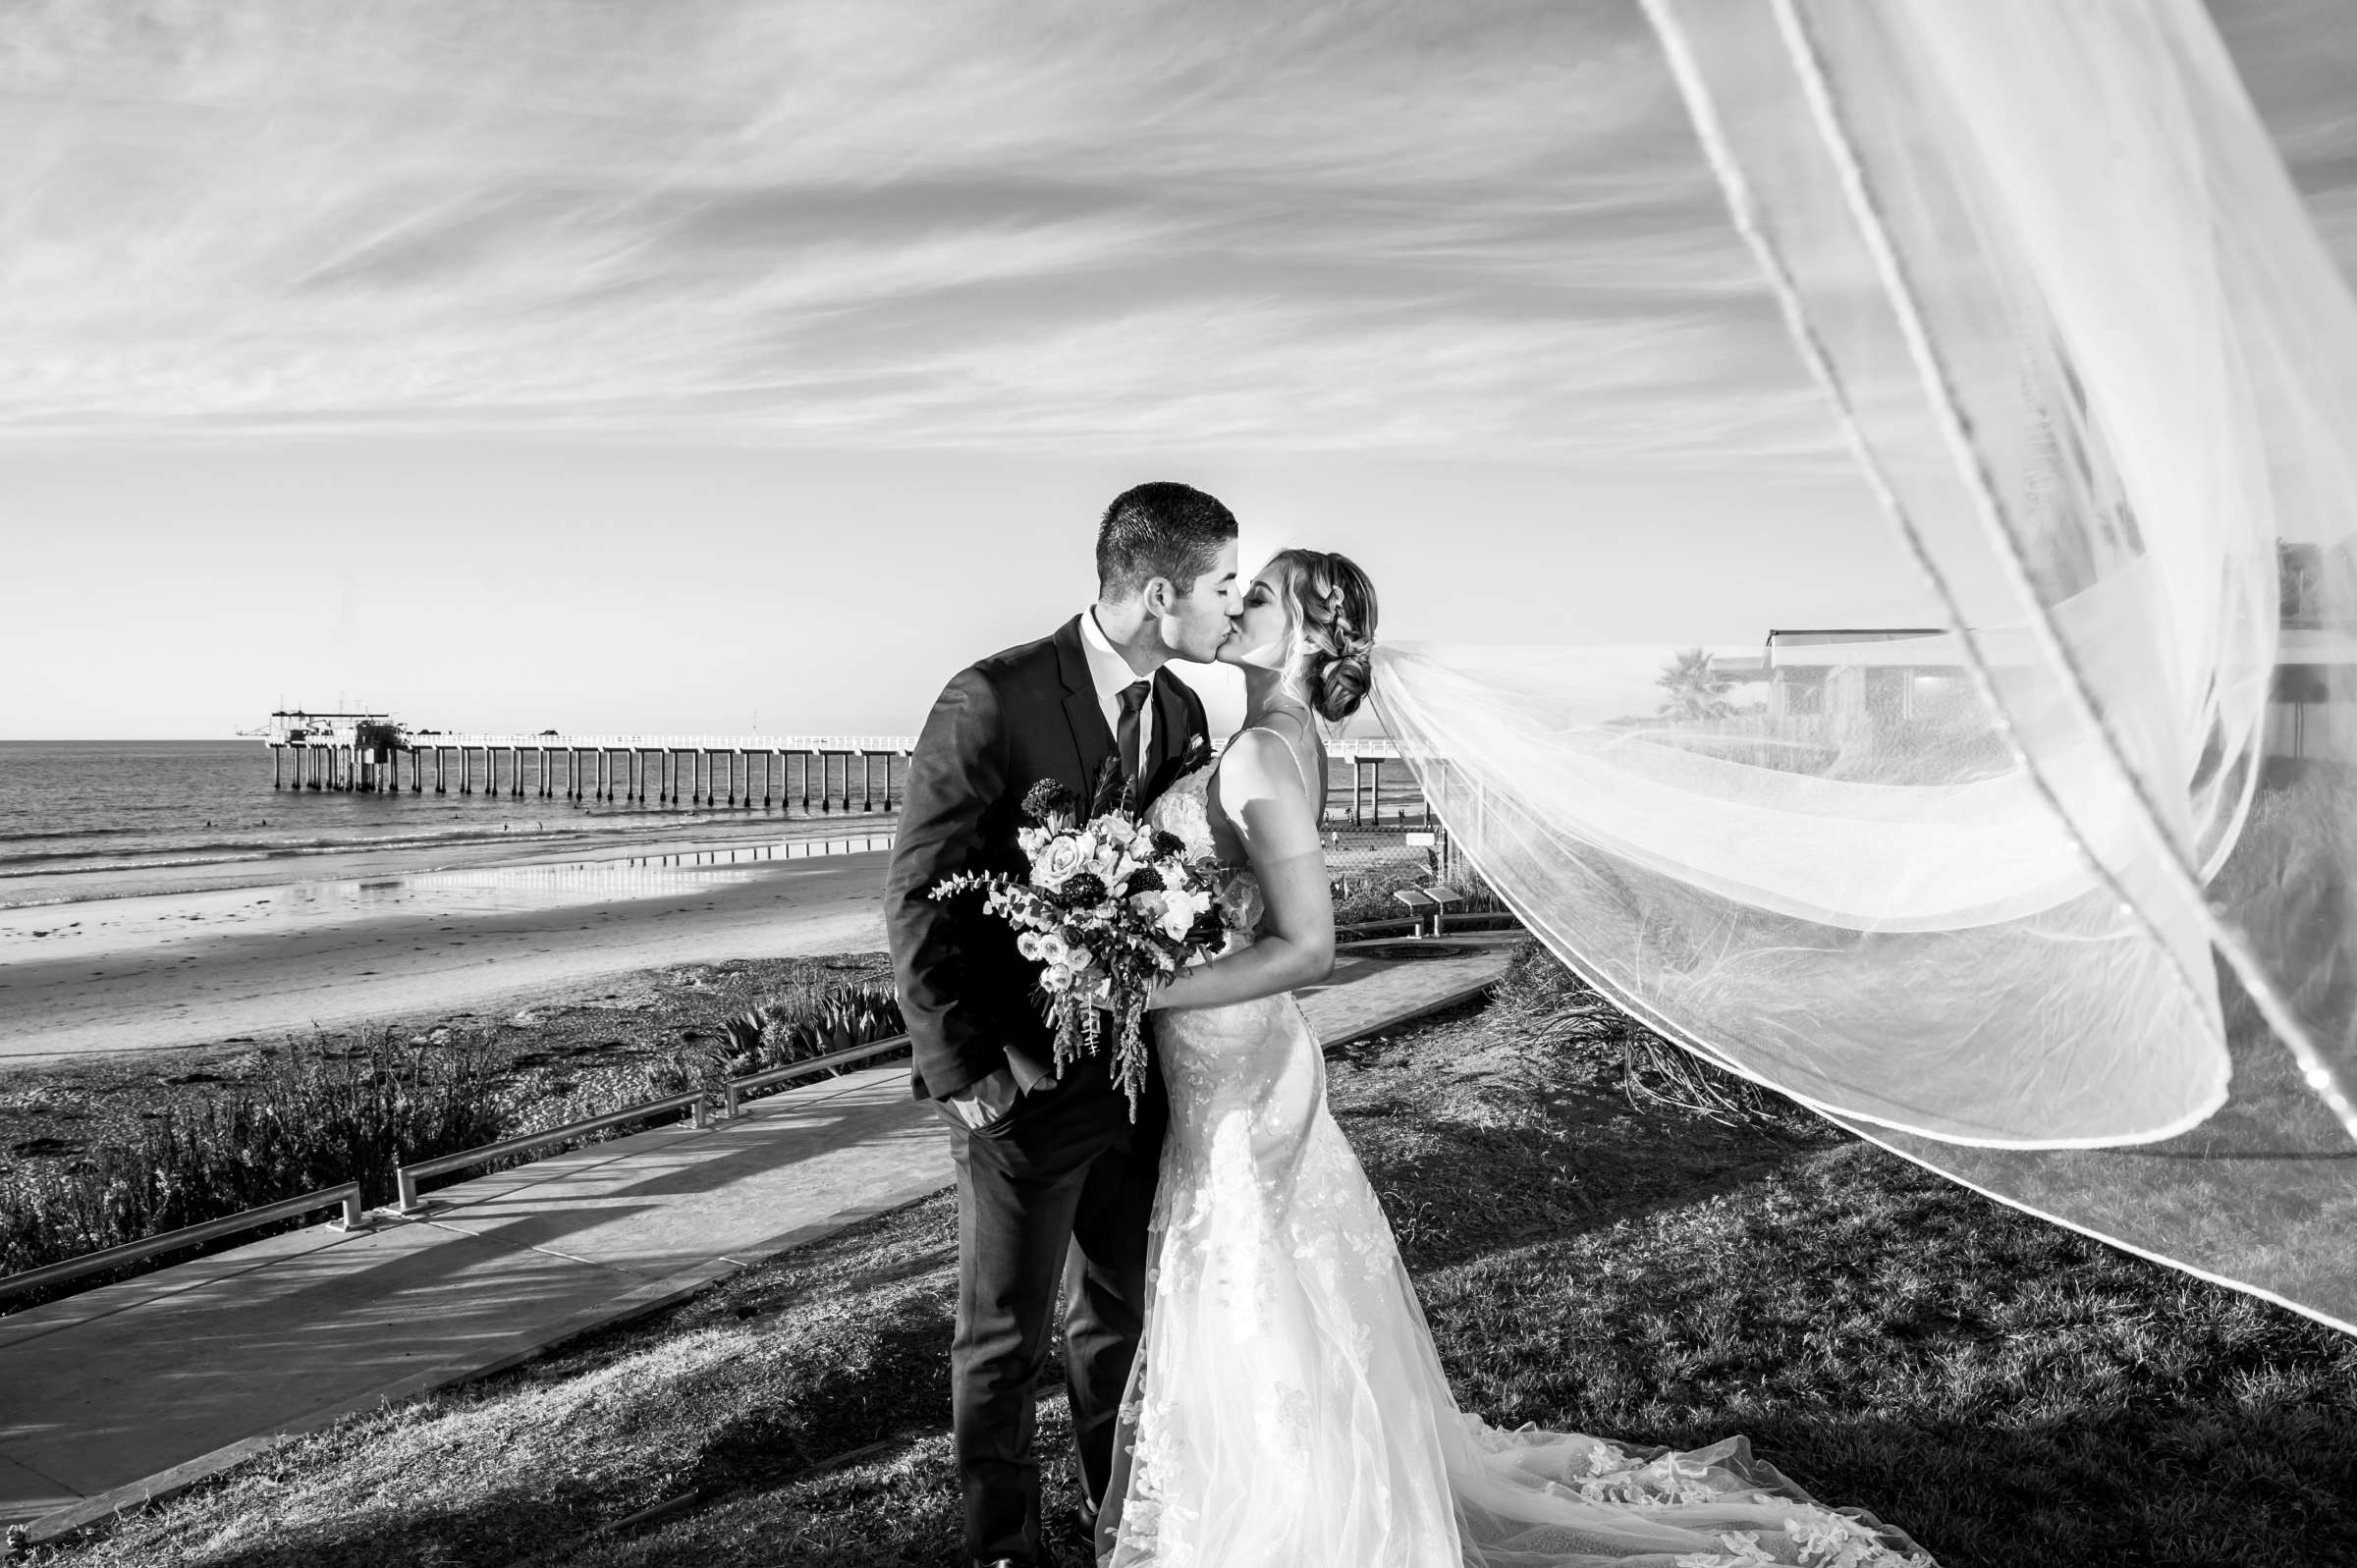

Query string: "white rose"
[1158, 886, 1212, 942]
[1098, 817, 1137, 846]
[1150, 789, 1216, 861]
[1031, 833, 1089, 890]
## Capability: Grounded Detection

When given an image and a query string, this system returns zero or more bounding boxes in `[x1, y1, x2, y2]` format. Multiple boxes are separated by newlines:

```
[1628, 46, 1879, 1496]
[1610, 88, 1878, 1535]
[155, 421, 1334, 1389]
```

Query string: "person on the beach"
[886, 482, 1237, 1568]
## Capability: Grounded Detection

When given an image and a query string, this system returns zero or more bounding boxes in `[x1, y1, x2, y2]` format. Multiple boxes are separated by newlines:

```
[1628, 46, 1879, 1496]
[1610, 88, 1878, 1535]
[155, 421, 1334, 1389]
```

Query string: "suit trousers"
[940, 1048, 1163, 1565]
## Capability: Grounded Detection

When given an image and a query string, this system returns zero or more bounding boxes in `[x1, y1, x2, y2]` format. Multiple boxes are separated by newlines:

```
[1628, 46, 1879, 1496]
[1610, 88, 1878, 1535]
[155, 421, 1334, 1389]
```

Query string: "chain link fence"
[1318, 754, 1510, 933]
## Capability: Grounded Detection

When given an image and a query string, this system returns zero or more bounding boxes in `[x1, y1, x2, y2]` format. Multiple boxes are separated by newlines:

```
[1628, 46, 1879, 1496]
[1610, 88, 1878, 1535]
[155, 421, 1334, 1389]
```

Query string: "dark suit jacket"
[887, 616, 1209, 1101]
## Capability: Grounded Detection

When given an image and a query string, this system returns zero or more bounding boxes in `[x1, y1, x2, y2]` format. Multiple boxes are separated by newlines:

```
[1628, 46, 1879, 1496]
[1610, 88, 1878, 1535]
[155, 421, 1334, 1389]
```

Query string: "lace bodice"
[1144, 762, 1264, 940]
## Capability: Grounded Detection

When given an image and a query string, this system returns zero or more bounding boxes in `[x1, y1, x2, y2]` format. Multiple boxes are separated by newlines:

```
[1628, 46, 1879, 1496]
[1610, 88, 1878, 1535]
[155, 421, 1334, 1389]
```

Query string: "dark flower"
[1184, 909, 1226, 948]
[1022, 778, 1078, 822]
[1151, 831, 1186, 857]
[1123, 866, 1166, 897]
[1058, 873, 1108, 908]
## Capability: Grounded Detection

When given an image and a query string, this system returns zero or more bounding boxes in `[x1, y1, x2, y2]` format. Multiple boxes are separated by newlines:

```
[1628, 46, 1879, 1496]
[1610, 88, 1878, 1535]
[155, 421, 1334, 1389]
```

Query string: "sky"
[3, 0, 2353, 738]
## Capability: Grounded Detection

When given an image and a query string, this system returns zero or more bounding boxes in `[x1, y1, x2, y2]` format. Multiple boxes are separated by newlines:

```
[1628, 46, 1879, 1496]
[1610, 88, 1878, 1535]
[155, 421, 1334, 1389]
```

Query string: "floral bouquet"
[932, 757, 1229, 1118]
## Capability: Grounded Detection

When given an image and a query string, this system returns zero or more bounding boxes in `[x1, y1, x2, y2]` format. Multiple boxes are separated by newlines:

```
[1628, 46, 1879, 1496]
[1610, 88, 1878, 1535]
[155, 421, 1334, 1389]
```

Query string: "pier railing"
[0, 1183, 368, 1304]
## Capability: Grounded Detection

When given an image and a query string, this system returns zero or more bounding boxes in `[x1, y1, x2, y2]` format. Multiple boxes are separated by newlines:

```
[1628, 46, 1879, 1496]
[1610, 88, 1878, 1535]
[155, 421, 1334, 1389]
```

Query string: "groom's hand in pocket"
[945, 1064, 1020, 1131]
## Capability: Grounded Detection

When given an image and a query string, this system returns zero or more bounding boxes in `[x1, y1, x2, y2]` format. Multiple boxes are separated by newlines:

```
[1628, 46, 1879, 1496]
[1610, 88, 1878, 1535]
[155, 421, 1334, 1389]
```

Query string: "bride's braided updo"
[1266, 548, 1379, 723]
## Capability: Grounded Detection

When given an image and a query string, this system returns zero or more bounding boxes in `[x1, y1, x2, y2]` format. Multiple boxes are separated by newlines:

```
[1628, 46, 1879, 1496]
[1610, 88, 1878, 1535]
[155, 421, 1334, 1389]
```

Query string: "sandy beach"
[0, 824, 894, 1066]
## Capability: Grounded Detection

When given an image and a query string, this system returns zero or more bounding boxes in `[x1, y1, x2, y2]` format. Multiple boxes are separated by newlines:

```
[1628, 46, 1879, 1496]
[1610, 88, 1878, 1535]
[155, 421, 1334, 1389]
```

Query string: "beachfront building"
[1760, 602, 2356, 765]
[1759, 627, 1958, 745]
[2272, 540, 2357, 763]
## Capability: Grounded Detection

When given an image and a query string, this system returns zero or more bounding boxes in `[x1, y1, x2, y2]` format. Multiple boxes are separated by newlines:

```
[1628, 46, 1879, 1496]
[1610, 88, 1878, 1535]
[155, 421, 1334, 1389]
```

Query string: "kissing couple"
[884, 482, 1932, 1567]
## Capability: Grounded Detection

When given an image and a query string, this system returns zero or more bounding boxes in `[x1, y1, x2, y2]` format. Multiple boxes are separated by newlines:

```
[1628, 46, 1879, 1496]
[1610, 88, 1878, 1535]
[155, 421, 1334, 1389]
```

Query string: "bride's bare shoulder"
[1213, 726, 1312, 808]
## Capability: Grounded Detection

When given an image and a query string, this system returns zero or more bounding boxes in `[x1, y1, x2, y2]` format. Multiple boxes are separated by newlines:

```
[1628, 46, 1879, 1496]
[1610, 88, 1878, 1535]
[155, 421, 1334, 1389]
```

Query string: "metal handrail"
[395, 1091, 708, 1215]
[0, 1182, 367, 1303]
[722, 1033, 912, 1116]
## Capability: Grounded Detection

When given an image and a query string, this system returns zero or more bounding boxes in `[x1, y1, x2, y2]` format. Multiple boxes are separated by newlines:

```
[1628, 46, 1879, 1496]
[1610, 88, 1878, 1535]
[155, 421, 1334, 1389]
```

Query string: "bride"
[1097, 548, 1933, 1568]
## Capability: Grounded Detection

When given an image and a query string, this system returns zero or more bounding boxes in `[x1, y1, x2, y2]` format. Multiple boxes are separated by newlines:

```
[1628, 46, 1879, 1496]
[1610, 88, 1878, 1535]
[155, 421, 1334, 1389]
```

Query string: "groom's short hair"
[1096, 481, 1238, 598]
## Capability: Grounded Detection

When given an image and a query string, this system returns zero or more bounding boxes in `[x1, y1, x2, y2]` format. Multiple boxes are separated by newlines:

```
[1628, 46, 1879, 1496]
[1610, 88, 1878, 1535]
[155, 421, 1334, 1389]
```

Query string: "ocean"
[0, 738, 1431, 911]
[0, 741, 902, 907]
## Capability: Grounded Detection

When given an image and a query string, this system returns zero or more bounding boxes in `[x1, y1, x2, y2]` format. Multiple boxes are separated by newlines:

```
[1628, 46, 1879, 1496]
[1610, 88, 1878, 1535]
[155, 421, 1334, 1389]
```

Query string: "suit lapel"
[1052, 617, 1114, 800]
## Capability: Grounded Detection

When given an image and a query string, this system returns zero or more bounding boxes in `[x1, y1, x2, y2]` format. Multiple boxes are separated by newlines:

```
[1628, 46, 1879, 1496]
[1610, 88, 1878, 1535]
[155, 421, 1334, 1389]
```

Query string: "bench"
[1391, 886, 1465, 938]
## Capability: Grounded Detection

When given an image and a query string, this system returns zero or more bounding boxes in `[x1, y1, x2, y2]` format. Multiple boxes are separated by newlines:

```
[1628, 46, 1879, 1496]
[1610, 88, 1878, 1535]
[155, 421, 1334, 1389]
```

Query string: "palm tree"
[1656, 647, 1734, 722]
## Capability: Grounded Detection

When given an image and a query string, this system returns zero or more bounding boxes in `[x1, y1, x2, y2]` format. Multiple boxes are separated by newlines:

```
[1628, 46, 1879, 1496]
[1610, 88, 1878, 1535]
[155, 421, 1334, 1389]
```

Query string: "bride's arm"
[1145, 729, 1334, 1011]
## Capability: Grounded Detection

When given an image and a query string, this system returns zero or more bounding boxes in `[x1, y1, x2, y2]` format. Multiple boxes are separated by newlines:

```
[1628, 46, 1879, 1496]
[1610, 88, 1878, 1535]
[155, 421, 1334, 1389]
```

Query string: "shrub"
[1330, 853, 1510, 929]
[645, 979, 909, 1100]
[0, 1029, 510, 1310]
[2, 972, 908, 1314]
[1490, 939, 1798, 1132]
[716, 981, 904, 1076]
[1330, 857, 1435, 925]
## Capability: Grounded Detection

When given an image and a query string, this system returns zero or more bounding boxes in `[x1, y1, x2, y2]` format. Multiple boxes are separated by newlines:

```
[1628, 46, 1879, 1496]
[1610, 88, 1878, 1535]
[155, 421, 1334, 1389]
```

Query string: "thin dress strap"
[1213, 711, 1323, 814]
[1254, 710, 1321, 805]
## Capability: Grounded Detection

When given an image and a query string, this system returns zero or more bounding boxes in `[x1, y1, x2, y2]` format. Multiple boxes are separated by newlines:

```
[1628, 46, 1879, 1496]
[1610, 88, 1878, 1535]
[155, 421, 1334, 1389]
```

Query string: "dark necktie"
[1117, 678, 1152, 789]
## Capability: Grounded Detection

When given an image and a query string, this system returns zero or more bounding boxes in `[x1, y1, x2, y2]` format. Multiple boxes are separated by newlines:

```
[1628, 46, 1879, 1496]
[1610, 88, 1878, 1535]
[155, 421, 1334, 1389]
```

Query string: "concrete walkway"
[0, 935, 1511, 1541]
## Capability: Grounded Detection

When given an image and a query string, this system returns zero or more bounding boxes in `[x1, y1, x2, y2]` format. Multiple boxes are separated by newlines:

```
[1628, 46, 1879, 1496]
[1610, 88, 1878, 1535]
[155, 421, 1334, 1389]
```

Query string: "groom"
[886, 481, 1241, 1568]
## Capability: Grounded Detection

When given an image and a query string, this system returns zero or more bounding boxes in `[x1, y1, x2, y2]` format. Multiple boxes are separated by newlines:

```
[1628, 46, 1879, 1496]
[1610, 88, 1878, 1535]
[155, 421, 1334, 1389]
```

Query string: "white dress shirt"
[1078, 607, 1154, 765]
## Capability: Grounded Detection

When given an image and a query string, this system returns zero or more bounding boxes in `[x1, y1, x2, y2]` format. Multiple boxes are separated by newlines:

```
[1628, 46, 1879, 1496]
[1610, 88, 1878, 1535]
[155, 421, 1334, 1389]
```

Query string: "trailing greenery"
[0, 1030, 510, 1308]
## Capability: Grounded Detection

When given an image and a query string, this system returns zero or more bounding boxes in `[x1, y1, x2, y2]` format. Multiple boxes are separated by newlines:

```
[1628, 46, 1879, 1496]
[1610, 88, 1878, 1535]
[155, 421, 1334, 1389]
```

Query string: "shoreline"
[0, 948, 899, 1183]
[0, 820, 899, 1068]
[0, 808, 902, 911]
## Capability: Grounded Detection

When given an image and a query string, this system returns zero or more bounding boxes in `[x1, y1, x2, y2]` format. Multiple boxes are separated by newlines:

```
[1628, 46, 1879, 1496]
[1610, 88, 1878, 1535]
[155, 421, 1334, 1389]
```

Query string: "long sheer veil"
[1374, 0, 2357, 1334]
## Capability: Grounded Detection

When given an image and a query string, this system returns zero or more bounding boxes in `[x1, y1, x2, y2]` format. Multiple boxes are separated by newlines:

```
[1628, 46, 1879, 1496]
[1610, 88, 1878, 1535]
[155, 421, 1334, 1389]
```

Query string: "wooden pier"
[256, 711, 1427, 824]
[262, 714, 915, 814]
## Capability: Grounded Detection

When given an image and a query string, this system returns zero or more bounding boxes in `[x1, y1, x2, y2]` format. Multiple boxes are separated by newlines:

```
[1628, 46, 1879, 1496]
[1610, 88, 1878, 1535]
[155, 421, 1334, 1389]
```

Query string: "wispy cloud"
[0, 0, 1827, 459]
[0, 1, 2346, 461]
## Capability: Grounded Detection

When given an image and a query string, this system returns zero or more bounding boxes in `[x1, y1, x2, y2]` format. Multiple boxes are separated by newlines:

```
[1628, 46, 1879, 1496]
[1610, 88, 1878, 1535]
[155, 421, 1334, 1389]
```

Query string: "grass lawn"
[26, 946, 2357, 1568]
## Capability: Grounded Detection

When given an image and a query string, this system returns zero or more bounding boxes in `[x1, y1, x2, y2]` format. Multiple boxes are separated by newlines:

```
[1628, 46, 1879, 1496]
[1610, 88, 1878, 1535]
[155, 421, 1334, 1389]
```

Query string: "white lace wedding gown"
[1098, 762, 1934, 1568]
